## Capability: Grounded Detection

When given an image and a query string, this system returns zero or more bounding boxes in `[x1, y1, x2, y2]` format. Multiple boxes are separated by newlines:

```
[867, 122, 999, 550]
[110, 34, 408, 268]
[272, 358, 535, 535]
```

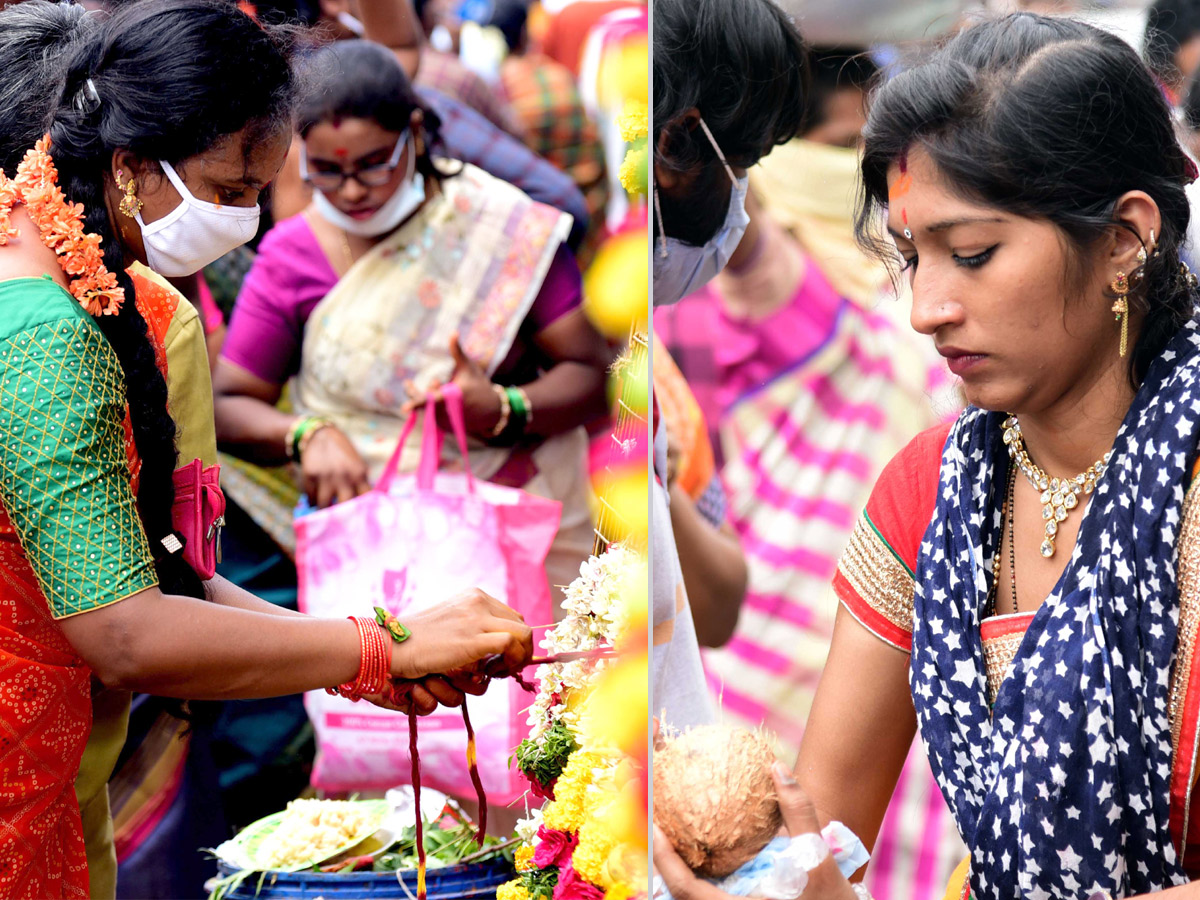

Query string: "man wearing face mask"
[650, 0, 808, 729]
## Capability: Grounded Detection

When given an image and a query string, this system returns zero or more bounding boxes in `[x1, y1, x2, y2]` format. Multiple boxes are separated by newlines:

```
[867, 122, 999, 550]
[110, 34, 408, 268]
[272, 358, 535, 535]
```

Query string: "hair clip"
[154, 531, 187, 563]
[72, 77, 101, 114]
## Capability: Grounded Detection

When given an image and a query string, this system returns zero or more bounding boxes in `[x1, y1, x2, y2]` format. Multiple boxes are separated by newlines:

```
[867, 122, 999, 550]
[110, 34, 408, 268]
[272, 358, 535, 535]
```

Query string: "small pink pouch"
[171, 458, 226, 580]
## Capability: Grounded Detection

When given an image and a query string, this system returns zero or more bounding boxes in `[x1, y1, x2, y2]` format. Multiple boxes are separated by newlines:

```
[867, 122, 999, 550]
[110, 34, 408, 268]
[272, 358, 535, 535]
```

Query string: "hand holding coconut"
[653, 726, 865, 900]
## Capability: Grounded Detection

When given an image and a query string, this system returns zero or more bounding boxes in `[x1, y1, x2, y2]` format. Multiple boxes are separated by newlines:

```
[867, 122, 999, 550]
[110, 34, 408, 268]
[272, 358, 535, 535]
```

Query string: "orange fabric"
[541, 1, 638, 76]
[942, 855, 971, 900]
[651, 334, 714, 501]
[121, 271, 179, 494]
[0, 273, 174, 897]
[0, 539, 92, 899]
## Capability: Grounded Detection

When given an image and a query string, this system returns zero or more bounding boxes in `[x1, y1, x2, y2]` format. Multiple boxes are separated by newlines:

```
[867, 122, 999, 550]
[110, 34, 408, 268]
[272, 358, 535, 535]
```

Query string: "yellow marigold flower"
[497, 880, 530, 900]
[619, 146, 647, 196]
[605, 883, 636, 900]
[572, 839, 608, 886]
[542, 798, 583, 833]
[515, 845, 536, 872]
[618, 101, 649, 142]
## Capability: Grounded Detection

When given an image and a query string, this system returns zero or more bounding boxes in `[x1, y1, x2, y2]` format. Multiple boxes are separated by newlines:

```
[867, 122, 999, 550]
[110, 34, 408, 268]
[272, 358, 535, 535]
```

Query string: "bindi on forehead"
[889, 151, 915, 239]
[333, 148, 349, 158]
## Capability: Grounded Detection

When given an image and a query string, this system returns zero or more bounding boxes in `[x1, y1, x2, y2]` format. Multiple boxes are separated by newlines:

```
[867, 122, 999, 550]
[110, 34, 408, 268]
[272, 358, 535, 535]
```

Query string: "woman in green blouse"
[0, 4, 532, 898]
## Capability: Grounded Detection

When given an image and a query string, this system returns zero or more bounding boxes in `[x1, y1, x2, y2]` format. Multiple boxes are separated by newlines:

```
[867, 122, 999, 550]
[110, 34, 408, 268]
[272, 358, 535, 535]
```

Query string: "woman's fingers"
[315, 475, 335, 509]
[407, 684, 441, 716]
[771, 762, 822, 838]
[653, 825, 730, 900]
[420, 675, 465, 708]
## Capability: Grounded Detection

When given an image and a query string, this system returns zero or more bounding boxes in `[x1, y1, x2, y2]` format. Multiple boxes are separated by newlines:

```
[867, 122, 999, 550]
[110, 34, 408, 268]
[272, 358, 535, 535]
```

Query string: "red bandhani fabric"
[0, 540, 91, 899]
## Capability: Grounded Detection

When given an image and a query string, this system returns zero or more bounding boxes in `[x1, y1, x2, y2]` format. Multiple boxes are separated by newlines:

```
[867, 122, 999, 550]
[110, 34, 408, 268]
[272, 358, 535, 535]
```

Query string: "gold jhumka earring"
[1110, 271, 1130, 358]
[117, 171, 142, 218]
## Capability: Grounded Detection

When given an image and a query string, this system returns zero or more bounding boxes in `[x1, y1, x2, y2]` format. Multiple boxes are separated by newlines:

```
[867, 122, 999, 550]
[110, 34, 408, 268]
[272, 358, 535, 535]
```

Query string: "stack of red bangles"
[327, 615, 395, 701]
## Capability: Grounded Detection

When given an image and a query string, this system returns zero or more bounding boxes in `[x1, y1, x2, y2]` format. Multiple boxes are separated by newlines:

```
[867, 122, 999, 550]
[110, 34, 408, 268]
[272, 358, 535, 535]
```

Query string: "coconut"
[653, 725, 782, 878]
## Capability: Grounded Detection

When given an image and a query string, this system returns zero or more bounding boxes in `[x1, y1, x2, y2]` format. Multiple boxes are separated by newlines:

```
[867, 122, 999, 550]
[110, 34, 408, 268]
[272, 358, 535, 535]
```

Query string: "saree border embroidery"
[1169, 474, 1200, 861]
[836, 510, 915, 651]
[980, 614, 1033, 707]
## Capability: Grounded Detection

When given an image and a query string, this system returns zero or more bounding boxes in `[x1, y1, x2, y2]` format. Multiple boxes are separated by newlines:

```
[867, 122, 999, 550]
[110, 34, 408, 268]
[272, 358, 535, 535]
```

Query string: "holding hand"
[402, 333, 505, 439]
[654, 764, 859, 900]
[300, 423, 370, 508]
[389, 588, 532, 681]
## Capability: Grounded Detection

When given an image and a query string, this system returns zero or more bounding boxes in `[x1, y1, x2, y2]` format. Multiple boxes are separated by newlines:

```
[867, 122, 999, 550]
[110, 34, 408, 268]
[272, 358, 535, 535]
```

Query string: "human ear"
[1109, 190, 1162, 274]
[653, 107, 701, 192]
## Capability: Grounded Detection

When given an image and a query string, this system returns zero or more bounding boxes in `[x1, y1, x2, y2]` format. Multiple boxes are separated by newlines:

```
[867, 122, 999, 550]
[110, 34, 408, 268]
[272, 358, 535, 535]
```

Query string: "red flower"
[533, 826, 577, 869]
[529, 776, 558, 801]
[552, 864, 604, 900]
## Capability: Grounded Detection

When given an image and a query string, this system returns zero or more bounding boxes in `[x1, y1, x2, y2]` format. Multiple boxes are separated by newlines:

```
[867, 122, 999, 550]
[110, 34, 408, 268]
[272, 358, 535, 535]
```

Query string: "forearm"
[1135, 885, 1200, 897]
[207, 574, 307, 618]
[795, 605, 916, 851]
[515, 362, 609, 438]
[359, 0, 423, 78]
[669, 483, 746, 647]
[213, 393, 296, 465]
[60, 589, 361, 700]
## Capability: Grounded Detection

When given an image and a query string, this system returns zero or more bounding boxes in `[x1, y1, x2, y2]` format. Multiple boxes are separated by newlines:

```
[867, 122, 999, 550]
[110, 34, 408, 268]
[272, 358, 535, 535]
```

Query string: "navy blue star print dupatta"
[912, 319, 1200, 899]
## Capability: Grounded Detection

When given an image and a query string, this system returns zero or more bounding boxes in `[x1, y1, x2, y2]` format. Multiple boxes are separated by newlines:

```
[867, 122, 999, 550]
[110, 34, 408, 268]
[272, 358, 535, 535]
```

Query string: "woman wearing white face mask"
[213, 39, 612, 611]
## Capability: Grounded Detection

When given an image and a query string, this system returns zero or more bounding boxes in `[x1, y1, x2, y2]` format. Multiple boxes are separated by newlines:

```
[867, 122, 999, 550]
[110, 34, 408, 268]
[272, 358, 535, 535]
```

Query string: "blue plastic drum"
[214, 858, 515, 899]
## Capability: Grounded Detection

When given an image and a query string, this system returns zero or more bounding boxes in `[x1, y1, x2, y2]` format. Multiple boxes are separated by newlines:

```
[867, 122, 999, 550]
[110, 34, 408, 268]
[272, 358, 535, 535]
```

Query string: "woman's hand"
[403, 333, 503, 439]
[300, 424, 371, 507]
[368, 667, 492, 716]
[390, 588, 532, 680]
[653, 763, 858, 900]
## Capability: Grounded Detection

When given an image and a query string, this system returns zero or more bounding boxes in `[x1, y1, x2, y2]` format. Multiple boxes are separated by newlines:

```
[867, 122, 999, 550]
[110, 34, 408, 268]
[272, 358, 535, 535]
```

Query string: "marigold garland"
[0, 136, 125, 316]
[509, 547, 646, 900]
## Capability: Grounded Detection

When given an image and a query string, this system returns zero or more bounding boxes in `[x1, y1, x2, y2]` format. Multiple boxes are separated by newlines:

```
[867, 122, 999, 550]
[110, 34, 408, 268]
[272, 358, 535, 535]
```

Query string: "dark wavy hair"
[652, 0, 809, 246]
[856, 12, 1197, 387]
[0, 0, 298, 600]
[297, 39, 446, 185]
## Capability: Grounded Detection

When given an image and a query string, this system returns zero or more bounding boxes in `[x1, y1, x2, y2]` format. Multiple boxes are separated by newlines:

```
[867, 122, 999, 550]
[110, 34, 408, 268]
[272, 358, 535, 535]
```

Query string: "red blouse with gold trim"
[833, 422, 1200, 874]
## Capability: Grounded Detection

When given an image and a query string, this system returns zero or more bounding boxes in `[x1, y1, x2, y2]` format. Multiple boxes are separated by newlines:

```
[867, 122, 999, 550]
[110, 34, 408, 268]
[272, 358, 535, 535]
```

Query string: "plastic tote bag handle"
[376, 382, 477, 494]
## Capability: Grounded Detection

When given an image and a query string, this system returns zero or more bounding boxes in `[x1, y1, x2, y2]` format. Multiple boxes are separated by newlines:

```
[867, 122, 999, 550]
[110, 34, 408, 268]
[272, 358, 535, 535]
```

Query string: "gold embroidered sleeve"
[833, 512, 915, 653]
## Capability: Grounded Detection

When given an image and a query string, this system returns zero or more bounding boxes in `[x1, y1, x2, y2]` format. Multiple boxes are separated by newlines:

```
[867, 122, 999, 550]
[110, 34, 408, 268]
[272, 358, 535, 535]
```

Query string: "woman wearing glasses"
[213, 39, 611, 606]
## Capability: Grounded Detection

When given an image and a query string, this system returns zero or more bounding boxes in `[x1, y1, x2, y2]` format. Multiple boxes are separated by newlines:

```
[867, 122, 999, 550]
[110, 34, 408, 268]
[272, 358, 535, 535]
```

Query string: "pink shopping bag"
[295, 384, 561, 803]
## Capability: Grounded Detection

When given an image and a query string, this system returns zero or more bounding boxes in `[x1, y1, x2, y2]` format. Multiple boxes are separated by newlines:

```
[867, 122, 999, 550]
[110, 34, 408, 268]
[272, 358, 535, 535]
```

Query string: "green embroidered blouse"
[0, 276, 157, 619]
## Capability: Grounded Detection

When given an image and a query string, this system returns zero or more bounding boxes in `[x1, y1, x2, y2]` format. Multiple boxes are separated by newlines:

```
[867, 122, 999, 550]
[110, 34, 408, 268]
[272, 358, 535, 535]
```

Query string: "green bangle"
[292, 415, 330, 461]
[505, 385, 527, 425]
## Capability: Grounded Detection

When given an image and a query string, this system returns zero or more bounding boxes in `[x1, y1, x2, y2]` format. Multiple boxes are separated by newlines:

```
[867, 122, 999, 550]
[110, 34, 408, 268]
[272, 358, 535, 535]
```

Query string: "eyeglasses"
[300, 130, 409, 191]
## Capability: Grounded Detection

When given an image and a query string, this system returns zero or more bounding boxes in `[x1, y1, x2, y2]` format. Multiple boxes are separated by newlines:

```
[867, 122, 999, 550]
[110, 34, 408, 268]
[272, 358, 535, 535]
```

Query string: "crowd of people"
[16, 0, 1200, 897]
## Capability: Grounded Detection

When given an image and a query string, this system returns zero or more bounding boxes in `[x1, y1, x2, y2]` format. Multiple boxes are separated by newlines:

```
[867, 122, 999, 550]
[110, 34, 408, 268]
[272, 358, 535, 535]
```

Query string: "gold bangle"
[490, 383, 511, 437]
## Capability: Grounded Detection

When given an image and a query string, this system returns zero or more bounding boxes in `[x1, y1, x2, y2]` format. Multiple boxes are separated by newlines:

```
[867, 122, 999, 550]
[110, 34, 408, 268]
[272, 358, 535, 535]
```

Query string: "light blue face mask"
[652, 117, 750, 307]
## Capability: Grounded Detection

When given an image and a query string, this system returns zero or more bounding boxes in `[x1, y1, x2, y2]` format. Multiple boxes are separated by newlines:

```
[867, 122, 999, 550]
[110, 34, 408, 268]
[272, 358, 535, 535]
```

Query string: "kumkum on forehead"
[889, 151, 914, 239]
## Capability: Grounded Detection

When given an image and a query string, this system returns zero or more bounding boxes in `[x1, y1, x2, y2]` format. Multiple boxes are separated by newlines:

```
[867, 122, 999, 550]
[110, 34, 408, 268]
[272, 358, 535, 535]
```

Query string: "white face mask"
[652, 117, 750, 307]
[135, 160, 260, 277]
[305, 134, 426, 238]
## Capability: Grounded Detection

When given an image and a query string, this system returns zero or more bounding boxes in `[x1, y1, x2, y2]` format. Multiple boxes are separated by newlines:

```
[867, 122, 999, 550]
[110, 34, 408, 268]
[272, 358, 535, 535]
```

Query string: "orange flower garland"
[0, 135, 124, 316]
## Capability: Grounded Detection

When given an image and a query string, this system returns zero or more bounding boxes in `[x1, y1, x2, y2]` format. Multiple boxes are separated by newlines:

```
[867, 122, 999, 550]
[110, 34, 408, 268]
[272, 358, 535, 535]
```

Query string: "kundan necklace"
[1001, 414, 1112, 558]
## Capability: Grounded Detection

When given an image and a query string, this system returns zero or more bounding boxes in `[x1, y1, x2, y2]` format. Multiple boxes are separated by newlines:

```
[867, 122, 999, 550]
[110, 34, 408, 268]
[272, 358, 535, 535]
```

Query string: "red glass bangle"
[326, 616, 393, 701]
